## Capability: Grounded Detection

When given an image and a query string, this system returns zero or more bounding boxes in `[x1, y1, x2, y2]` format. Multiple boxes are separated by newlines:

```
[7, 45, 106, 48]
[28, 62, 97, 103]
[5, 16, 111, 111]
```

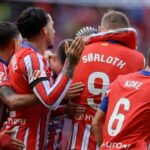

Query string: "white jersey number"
[108, 98, 130, 136]
[87, 72, 110, 110]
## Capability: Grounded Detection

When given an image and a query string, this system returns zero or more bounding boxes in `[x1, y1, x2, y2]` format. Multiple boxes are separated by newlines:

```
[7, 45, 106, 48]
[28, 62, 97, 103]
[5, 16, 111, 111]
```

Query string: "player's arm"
[50, 82, 84, 117]
[0, 63, 39, 110]
[91, 96, 108, 147]
[0, 129, 24, 150]
[23, 37, 84, 110]
[0, 86, 39, 110]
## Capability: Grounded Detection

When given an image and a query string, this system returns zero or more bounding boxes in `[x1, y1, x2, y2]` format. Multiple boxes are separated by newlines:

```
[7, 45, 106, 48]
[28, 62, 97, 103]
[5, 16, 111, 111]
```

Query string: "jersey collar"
[0, 57, 8, 66]
[139, 70, 150, 76]
[22, 41, 38, 51]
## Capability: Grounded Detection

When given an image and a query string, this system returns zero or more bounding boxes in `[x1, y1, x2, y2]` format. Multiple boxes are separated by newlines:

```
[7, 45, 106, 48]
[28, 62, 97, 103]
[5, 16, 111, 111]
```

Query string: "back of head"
[17, 7, 49, 38]
[101, 10, 130, 31]
[56, 39, 73, 65]
[0, 21, 19, 49]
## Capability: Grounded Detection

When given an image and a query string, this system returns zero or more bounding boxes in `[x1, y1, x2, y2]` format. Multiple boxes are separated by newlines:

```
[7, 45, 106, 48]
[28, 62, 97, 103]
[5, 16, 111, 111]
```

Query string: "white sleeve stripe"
[37, 53, 44, 70]
[33, 87, 43, 104]
[39, 72, 64, 97]
[33, 79, 72, 109]
[12, 126, 20, 139]
[42, 80, 50, 95]
[48, 72, 64, 93]
[24, 55, 33, 84]
[3, 64, 7, 73]
[55, 71, 64, 82]
[49, 79, 72, 110]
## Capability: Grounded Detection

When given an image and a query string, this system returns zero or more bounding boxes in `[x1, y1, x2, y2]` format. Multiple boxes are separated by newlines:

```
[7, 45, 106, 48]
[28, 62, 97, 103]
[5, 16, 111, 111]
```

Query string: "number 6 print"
[108, 98, 130, 136]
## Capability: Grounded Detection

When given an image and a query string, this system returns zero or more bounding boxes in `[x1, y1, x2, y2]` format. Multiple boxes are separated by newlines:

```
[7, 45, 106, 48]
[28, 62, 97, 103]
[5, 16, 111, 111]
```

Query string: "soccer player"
[64, 10, 145, 150]
[92, 48, 150, 150]
[45, 39, 84, 150]
[0, 22, 38, 150]
[4, 7, 84, 150]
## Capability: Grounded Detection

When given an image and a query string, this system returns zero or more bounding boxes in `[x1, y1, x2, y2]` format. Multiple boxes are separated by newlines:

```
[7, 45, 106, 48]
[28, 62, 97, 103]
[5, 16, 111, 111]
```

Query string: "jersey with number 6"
[101, 71, 150, 150]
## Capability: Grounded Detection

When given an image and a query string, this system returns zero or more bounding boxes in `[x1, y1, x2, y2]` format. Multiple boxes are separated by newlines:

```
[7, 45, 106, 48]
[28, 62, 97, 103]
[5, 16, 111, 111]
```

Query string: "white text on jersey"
[124, 80, 143, 90]
[82, 53, 126, 69]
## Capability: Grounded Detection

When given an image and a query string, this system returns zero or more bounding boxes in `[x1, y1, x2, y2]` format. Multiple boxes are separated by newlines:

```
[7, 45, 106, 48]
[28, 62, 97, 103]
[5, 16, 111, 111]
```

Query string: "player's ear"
[98, 26, 101, 32]
[14, 34, 23, 51]
[42, 26, 48, 36]
[9, 39, 16, 50]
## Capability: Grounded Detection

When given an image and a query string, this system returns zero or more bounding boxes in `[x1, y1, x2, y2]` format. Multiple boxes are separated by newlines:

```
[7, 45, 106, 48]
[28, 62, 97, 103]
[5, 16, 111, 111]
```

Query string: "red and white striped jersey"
[0, 61, 10, 87]
[0, 61, 10, 128]
[5, 47, 71, 150]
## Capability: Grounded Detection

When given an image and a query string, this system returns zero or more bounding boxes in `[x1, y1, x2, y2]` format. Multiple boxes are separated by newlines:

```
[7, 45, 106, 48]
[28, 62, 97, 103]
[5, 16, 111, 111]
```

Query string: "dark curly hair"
[0, 21, 19, 48]
[17, 7, 49, 38]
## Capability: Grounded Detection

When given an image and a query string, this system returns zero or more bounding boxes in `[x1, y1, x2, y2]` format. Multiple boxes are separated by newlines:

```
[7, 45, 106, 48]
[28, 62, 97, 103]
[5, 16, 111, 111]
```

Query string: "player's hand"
[65, 37, 85, 66]
[11, 137, 24, 150]
[64, 104, 86, 118]
[0, 129, 24, 150]
[64, 37, 84, 78]
[44, 50, 56, 64]
[65, 82, 84, 99]
[44, 50, 63, 74]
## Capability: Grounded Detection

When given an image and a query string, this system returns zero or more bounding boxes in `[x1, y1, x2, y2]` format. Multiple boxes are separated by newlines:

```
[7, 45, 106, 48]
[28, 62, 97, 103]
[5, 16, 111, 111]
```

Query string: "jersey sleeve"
[99, 96, 108, 113]
[22, 52, 72, 109]
[99, 78, 119, 113]
[0, 63, 10, 87]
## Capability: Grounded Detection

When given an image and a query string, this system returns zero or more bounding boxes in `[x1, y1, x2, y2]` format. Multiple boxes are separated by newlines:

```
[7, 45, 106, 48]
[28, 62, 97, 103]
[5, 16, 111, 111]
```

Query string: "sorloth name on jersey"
[82, 53, 126, 69]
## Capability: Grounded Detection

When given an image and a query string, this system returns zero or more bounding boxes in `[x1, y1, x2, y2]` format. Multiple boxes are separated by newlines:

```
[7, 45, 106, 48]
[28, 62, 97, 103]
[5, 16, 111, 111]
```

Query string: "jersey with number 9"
[71, 41, 144, 123]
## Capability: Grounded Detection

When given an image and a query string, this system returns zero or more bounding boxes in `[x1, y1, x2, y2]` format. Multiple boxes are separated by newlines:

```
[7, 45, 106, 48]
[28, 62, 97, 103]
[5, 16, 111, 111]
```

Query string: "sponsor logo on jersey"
[11, 55, 18, 71]
[7, 117, 27, 126]
[75, 113, 94, 121]
[101, 141, 131, 149]
[0, 72, 7, 83]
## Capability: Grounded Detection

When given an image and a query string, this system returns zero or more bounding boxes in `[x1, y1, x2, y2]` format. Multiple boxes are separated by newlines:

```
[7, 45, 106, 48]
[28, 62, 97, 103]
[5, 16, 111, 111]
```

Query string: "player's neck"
[145, 66, 150, 72]
[0, 48, 12, 63]
[27, 38, 47, 55]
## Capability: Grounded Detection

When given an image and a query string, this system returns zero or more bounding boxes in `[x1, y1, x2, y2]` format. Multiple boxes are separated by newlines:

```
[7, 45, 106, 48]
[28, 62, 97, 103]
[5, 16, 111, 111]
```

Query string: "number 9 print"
[87, 72, 110, 110]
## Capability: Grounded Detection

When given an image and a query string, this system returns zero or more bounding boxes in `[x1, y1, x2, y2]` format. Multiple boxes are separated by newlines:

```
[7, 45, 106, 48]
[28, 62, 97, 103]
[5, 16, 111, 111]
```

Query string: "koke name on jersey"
[124, 80, 143, 90]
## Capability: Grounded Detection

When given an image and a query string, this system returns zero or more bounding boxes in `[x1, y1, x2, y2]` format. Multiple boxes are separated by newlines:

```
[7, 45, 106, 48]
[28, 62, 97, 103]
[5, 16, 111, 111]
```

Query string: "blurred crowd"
[0, 1, 150, 55]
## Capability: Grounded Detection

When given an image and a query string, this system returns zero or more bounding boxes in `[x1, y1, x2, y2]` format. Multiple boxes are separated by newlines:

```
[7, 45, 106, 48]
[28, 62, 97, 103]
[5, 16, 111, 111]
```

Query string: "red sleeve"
[0, 63, 10, 87]
[22, 52, 72, 109]
[0, 131, 11, 148]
